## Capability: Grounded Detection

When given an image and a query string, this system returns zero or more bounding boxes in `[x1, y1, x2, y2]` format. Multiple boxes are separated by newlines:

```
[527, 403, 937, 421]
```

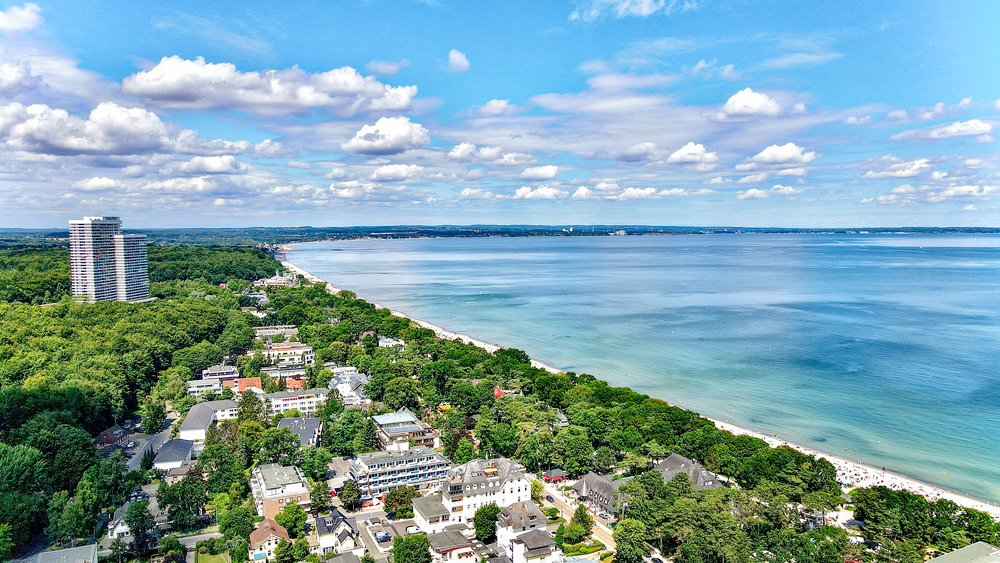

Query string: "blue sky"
[0, 0, 998, 227]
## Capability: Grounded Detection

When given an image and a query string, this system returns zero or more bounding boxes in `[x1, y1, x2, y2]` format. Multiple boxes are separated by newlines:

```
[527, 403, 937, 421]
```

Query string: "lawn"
[197, 553, 231, 563]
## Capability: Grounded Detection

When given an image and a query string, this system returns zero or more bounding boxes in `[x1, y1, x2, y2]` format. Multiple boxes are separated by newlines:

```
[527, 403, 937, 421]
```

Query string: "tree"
[802, 490, 841, 524]
[275, 502, 307, 539]
[553, 426, 594, 476]
[140, 395, 167, 434]
[171, 341, 224, 375]
[383, 377, 421, 412]
[353, 418, 380, 455]
[0, 524, 13, 563]
[124, 498, 155, 554]
[159, 535, 185, 556]
[140, 447, 156, 471]
[219, 505, 256, 542]
[300, 447, 333, 482]
[254, 427, 300, 465]
[361, 553, 376, 563]
[292, 536, 310, 561]
[109, 538, 128, 563]
[340, 480, 361, 511]
[238, 390, 267, 425]
[593, 446, 616, 475]
[572, 505, 593, 535]
[385, 486, 421, 519]
[531, 480, 543, 503]
[392, 533, 432, 563]
[613, 518, 649, 563]
[311, 480, 331, 514]
[474, 504, 502, 543]
[563, 522, 587, 544]
[273, 539, 294, 563]
[453, 438, 476, 465]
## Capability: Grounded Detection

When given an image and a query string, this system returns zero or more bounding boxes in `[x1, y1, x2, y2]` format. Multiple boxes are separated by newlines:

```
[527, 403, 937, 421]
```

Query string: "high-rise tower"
[69, 216, 149, 302]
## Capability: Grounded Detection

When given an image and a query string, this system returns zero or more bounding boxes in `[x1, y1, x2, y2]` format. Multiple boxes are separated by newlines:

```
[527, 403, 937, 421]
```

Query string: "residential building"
[153, 439, 194, 470]
[429, 530, 475, 563]
[264, 388, 328, 417]
[254, 272, 299, 288]
[496, 502, 547, 552]
[373, 407, 440, 449]
[329, 367, 371, 409]
[441, 458, 530, 524]
[238, 377, 264, 393]
[507, 530, 561, 563]
[250, 464, 311, 519]
[261, 342, 315, 367]
[249, 518, 290, 561]
[283, 378, 306, 390]
[254, 325, 299, 340]
[107, 501, 132, 539]
[413, 495, 454, 535]
[653, 453, 723, 491]
[346, 446, 450, 499]
[177, 400, 238, 443]
[94, 424, 128, 448]
[36, 544, 98, 563]
[313, 509, 363, 556]
[378, 336, 406, 348]
[326, 555, 362, 563]
[278, 417, 322, 447]
[187, 378, 223, 397]
[164, 461, 199, 485]
[202, 365, 240, 386]
[571, 473, 626, 516]
[69, 216, 149, 303]
[930, 542, 1000, 563]
[262, 366, 308, 379]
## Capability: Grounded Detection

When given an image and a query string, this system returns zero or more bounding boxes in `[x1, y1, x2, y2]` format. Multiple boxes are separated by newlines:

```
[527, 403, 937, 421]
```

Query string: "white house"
[152, 439, 193, 471]
[440, 458, 530, 525]
[508, 530, 561, 563]
[249, 519, 290, 561]
[260, 342, 315, 367]
[429, 530, 476, 563]
[413, 495, 454, 535]
[107, 501, 132, 540]
[177, 400, 238, 443]
[496, 502, 547, 555]
[264, 388, 329, 417]
[313, 509, 364, 556]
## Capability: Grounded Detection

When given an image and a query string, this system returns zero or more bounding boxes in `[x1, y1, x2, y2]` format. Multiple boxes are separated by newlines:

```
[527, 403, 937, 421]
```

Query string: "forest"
[0, 242, 996, 562]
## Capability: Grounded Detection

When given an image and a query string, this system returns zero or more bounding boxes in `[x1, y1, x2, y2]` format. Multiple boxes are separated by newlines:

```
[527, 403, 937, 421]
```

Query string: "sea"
[286, 234, 1000, 503]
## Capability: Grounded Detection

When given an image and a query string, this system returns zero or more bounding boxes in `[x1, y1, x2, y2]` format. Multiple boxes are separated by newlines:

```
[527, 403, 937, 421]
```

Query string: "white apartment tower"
[69, 216, 149, 302]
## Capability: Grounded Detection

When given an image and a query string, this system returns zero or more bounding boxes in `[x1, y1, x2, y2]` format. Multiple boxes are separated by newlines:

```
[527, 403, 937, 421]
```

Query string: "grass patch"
[197, 553, 230, 563]
[564, 540, 605, 556]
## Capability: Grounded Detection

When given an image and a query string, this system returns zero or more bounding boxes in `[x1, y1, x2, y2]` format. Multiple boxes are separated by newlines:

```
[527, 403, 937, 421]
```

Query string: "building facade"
[260, 342, 315, 367]
[250, 464, 312, 519]
[346, 446, 450, 500]
[441, 458, 530, 524]
[264, 388, 328, 417]
[496, 502, 547, 554]
[373, 408, 440, 449]
[249, 519, 290, 561]
[69, 216, 149, 302]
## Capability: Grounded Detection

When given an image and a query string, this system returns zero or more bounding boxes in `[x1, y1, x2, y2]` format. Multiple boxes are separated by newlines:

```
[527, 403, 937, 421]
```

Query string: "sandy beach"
[280, 250, 1000, 520]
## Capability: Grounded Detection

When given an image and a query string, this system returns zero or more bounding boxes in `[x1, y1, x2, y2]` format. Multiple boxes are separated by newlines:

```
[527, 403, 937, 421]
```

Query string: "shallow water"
[287, 234, 1000, 503]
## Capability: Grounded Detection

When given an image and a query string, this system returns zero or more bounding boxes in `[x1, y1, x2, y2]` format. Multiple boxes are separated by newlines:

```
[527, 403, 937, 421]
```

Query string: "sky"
[0, 0, 999, 228]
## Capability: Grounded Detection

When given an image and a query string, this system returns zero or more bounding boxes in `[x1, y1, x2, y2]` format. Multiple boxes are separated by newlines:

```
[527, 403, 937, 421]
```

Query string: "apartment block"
[373, 407, 440, 449]
[261, 342, 315, 367]
[346, 446, 450, 500]
[441, 458, 529, 524]
[250, 464, 312, 520]
[264, 387, 329, 417]
[69, 216, 149, 302]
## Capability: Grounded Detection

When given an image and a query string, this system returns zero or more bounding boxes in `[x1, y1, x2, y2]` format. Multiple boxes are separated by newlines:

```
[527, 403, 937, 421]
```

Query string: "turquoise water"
[287, 234, 1000, 503]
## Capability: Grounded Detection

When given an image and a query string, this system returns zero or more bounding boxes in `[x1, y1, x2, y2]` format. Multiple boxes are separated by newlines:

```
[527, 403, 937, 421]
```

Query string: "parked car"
[577, 496, 586, 502]
[405, 526, 420, 535]
[375, 532, 391, 543]
[545, 495, 555, 502]
[549, 530, 557, 537]
[651, 558, 664, 563]
[598, 512, 611, 520]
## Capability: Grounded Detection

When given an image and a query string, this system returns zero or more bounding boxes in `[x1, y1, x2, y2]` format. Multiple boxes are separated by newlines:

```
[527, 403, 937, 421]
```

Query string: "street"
[540, 481, 617, 551]
[127, 415, 177, 472]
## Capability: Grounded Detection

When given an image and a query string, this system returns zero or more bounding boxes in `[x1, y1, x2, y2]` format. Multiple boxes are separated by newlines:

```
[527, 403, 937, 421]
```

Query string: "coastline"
[280, 248, 1000, 519]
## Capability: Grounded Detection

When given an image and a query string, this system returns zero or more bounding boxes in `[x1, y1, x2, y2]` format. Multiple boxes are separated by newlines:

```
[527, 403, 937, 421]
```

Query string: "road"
[127, 415, 177, 472]
[541, 482, 616, 551]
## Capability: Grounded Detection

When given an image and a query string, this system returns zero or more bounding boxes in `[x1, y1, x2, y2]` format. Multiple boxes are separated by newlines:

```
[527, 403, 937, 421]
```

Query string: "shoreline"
[280, 247, 1000, 519]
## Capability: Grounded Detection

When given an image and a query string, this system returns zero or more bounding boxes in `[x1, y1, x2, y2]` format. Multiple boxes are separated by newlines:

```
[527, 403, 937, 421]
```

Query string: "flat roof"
[265, 388, 328, 400]
[154, 439, 193, 464]
[430, 530, 472, 552]
[413, 495, 450, 518]
[256, 463, 307, 488]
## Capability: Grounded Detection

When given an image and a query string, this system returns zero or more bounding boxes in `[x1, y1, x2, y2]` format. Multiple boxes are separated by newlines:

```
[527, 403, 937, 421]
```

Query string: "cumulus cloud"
[0, 3, 42, 32]
[365, 59, 409, 76]
[749, 143, 818, 164]
[666, 141, 718, 164]
[171, 155, 246, 175]
[737, 188, 769, 200]
[862, 157, 930, 178]
[844, 115, 872, 125]
[323, 168, 347, 180]
[737, 172, 768, 183]
[777, 168, 807, 176]
[617, 142, 658, 162]
[448, 50, 470, 72]
[459, 188, 496, 199]
[890, 119, 993, 141]
[446, 142, 531, 165]
[769, 184, 802, 196]
[247, 139, 295, 158]
[886, 109, 909, 121]
[122, 56, 417, 115]
[570, 0, 700, 21]
[286, 160, 311, 169]
[492, 152, 536, 166]
[519, 165, 559, 180]
[369, 163, 423, 182]
[73, 177, 123, 191]
[0, 101, 247, 156]
[712, 88, 782, 120]
[735, 162, 757, 171]
[341, 116, 430, 155]
[328, 180, 408, 200]
[708, 177, 730, 184]
[0, 61, 42, 96]
[478, 99, 515, 116]
[572, 186, 593, 199]
[513, 185, 568, 199]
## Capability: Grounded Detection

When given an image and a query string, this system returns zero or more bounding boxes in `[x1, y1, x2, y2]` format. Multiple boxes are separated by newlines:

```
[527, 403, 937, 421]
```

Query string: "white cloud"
[513, 185, 568, 199]
[708, 177, 730, 184]
[769, 184, 802, 196]
[478, 99, 515, 116]
[760, 51, 843, 69]
[459, 188, 496, 199]
[735, 162, 757, 171]
[890, 119, 993, 141]
[666, 141, 718, 164]
[570, 0, 700, 20]
[844, 115, 872, 125]
[891, 184, 915, 193]
[995, 99, 1000, 110]
[369, 164, 423, 182]
[749, 143, 818, 164]
[448, 50, 470, 72]
[777, 167, 807, 176]
[616, 186, 658, 200]
[0, 61, 42, 96]
[122, 56, 417, 115]
[286, 160, 311, 169]
[493, 152, 536, 166]
[366, 59, 409, 76]
[885, 109, 909, 121]
[963, 204, 977, 211]
[737, 172, 768, 183]
[172, 155, 245, 175]
[341, 116, 430, 155]
[73, 177, 123, 191]
[464, 169, 488, 180]
[0, 3, 42, 32]
[328, 180, 408, 200]
[572, 186, 593, 199]
[862, 157, 930, 178]
[713, 88, 782, 120]
[618, 142, 658, 162]
[519, 165, 559, 180]
[323, 168, 347, 180]
[736, 188, 769, 200]
[247, 139, 294, 158]
[0, 101, 246, 156]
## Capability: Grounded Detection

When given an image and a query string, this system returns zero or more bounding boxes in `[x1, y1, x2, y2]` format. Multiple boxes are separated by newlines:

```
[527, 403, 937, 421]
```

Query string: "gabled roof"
[373, 407, 418, 426]
[497, 501, 545, 529]
[316, 508, 357, 537]
[326, 554, 362, 563]
[277, 417, 322, 446]
[429, 530, 473, 552]
[153, 439, 193, 464]
[250, 518, 289, 549]
[179, 400, 237, 432]
[654, 453, 722, 491]
[572, 472, 629, 501]
[931, 542, 1000, 563]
